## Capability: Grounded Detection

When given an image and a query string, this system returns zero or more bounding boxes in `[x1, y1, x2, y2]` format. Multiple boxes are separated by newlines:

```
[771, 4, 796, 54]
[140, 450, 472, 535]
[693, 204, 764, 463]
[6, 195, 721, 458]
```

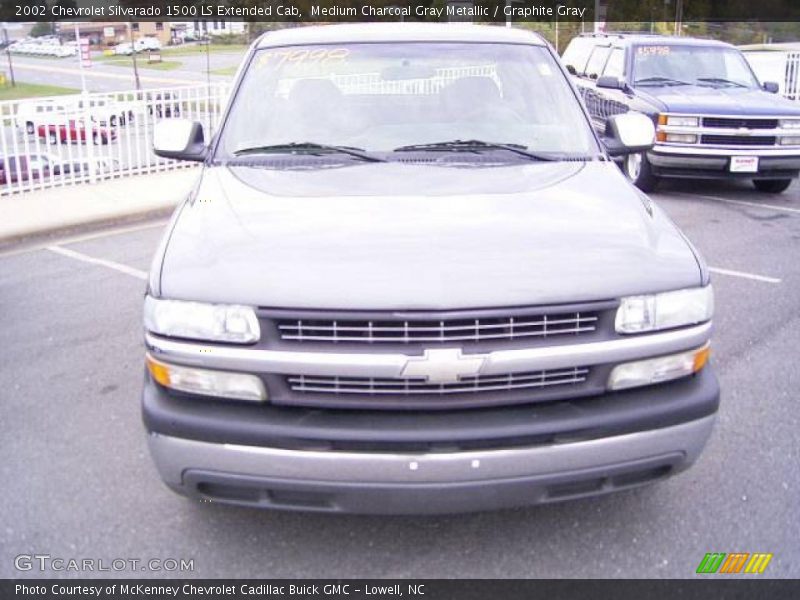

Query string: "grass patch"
[102, 59, 184, 71]
[161, 44, 249, 57]
[210, 66, 239, 76]
[0, 82, 79, 101]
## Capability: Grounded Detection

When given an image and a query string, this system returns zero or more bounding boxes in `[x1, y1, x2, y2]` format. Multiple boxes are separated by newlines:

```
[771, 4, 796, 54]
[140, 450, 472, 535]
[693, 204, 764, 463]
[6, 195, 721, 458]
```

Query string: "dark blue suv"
[563, 33, 800, 193]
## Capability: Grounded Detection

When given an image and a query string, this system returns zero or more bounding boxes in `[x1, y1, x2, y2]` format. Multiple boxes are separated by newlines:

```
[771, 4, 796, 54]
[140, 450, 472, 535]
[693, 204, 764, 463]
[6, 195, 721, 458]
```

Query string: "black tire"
[622, 152, 660, 193]
[752, 179, 792, 194]
[26, 122, 34, 135]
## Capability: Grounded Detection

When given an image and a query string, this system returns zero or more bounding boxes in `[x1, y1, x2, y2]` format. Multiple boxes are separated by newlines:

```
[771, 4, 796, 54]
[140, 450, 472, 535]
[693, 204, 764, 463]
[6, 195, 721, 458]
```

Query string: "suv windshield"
[633, 45, 758, 89]
[217, 42, 598, 161]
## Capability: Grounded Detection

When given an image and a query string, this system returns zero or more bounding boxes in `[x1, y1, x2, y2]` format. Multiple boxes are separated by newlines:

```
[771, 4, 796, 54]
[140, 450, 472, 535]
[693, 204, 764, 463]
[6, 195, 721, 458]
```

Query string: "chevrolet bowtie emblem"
[401, 348, 487, 384]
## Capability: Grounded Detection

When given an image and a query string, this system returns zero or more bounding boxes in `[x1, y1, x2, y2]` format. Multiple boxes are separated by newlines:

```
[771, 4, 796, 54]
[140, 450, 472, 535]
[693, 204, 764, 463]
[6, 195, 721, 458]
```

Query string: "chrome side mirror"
[153, 119, 206, 162]
[603, 112, 655, 157]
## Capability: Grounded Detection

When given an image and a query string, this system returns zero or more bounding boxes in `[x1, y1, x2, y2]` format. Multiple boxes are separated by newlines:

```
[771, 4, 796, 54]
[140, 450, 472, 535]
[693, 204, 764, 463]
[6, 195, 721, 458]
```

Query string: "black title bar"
[3, 580, 800, 600]
[1, 0, 800, 23]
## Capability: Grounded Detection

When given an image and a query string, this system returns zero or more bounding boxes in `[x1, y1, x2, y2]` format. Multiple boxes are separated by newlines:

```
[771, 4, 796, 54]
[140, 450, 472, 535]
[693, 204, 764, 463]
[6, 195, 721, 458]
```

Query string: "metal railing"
[0, 83, 230, 196]
[743, 50, 800, 101]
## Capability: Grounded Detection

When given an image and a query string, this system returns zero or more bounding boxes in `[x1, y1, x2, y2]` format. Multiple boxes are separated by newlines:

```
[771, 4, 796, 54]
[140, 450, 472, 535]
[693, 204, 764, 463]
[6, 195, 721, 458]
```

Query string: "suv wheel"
[753, 179, 792, 194]
[623, 152, 660, 192]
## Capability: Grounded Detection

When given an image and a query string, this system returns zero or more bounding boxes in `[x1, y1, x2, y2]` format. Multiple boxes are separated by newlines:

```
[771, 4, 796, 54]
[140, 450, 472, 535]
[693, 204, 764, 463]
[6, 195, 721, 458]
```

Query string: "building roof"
[257, 23, 546, 48]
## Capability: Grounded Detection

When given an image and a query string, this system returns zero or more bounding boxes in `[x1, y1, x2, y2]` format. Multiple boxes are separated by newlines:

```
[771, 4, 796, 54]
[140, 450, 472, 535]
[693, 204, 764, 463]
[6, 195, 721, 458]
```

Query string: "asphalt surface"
[8, 50, 243, 92]
[0, 177, 798, 578]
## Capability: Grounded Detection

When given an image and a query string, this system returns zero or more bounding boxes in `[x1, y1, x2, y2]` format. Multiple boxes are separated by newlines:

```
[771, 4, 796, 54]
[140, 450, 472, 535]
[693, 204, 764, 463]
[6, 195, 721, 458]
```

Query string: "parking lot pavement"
[0, 179, 798, 579]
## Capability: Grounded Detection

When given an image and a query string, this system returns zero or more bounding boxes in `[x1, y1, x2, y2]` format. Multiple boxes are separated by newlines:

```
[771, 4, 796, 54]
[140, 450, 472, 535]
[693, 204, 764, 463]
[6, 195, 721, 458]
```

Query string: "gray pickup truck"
[143, 24, 718, 514]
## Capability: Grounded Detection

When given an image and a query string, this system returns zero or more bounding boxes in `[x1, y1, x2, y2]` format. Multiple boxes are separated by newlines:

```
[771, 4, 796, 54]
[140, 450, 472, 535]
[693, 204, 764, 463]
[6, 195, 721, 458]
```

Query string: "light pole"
[128, 23, 141, 90]
[3, 24, 15, 87]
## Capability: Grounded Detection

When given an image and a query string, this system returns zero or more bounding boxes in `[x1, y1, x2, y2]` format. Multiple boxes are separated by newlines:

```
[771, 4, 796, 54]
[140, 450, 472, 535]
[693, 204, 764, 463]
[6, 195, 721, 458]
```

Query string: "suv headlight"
[615, 285, 713, 334]
[144, 296, 260, 344]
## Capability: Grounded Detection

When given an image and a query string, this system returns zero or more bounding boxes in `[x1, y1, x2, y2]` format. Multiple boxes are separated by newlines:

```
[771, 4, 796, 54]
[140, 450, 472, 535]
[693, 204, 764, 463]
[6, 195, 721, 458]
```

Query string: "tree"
[29, 22, 54, 38]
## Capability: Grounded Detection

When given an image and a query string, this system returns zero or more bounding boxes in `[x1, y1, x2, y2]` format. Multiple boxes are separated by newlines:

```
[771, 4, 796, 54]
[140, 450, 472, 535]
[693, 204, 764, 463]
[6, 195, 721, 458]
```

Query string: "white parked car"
[135, 37, 162, 52]
[113, 42, 134, 56]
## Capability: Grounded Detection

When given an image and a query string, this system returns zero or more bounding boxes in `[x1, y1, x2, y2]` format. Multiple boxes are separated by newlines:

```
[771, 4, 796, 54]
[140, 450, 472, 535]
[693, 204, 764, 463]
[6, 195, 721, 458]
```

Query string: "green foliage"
[29, 22, 54, 38]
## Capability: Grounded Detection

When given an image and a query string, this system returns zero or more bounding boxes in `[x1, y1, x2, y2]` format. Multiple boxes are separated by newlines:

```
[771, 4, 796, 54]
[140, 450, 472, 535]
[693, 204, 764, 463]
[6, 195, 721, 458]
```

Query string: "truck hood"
[637, 84, 800, 116]
[158, 161, 702, 310]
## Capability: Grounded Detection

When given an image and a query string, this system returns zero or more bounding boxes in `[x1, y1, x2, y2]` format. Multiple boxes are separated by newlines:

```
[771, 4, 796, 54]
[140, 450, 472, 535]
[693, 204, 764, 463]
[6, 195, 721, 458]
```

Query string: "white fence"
[744, 50, 800, 101]
[0, 83, 231, 196]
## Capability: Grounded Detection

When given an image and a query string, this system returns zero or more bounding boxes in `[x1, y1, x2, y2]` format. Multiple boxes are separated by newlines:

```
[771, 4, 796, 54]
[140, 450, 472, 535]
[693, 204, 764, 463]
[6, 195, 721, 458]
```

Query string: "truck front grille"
[700, 134, 777, 146]
[286, 367, 590, 395]
[276, 312, 599, 344]
[702, 117, 778, 130]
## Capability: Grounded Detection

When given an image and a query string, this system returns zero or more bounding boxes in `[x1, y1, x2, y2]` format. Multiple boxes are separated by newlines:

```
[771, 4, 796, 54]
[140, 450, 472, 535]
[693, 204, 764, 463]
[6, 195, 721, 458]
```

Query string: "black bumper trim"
[142, 368, 719, 451]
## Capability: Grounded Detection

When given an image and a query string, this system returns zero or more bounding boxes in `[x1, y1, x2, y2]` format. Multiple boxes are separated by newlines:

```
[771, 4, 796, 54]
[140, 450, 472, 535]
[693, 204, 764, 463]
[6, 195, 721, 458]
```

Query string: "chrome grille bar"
[287, 367, 590, 395]
[277, 313, 599, 343]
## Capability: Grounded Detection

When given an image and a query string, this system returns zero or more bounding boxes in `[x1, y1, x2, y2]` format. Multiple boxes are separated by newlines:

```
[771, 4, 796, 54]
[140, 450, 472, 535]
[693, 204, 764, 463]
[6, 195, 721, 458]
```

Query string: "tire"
[49, 132, 58, 145]
[623, 152, 660, 193]
[752, 179, 792, 194]
[26, 122, 34, 135]
[110, 115, 118, 127]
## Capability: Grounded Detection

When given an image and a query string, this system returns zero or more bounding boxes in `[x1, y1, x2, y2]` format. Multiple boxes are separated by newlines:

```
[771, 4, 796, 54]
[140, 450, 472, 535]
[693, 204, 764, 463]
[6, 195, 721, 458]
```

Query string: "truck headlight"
[607, 344, 710, 390]
[664, 115, 699, 128]
[144, 296, 260, 344]
[146, 354, 267, 402]
[615, 286, 713, 334]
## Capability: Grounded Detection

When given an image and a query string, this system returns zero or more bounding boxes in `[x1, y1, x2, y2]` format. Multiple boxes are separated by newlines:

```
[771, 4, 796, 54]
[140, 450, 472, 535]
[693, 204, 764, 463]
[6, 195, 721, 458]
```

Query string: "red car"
[37, 119, 117, 145]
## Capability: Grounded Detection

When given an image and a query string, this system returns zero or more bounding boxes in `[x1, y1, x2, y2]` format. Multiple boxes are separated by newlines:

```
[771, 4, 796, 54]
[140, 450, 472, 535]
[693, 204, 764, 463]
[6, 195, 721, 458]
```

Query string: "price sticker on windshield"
[637, 46, 671, 56]
[255, 48, 350, 69]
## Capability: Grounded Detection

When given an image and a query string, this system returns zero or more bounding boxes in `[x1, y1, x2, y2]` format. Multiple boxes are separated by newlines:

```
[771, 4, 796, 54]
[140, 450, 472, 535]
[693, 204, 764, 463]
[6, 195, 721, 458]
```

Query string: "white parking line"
[672, 192, 800, 215]
[708, 266, 782, 284]
[47, 245, 148, 281]
[0, 220, 168, 258]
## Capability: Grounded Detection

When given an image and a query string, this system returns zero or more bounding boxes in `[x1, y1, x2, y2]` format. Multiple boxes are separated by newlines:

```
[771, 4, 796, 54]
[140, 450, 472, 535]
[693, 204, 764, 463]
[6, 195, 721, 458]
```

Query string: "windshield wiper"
[393, 140, 558, 162]
[634, 76, 691, 87]
[233, 142, 385, 163]
[695, 77, 748, 88]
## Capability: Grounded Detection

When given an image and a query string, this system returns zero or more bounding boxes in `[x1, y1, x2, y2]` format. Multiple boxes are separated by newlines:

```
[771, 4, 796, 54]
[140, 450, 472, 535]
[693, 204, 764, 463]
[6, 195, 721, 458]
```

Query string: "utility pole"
[73, 23, 86, 93]
[3, 25, 15, 87]
[205, 36, 211, 89]
[128, 23, 141, 90]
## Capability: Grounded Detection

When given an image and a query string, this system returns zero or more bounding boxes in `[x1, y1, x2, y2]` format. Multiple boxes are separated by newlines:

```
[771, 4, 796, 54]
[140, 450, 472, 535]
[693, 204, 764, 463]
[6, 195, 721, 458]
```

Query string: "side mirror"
[565, 64, 577, 76]
[597, 75, 627, 91]
[603, 112, 655, 157]
[153, 119, 206, 162]
[762, 81, 780, 94]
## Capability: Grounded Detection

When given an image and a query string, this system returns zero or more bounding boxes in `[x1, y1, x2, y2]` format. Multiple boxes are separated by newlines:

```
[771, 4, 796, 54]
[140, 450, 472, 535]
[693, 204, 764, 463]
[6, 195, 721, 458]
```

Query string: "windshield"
[216, 42, 598, 161]
[632, 45, 759, 88]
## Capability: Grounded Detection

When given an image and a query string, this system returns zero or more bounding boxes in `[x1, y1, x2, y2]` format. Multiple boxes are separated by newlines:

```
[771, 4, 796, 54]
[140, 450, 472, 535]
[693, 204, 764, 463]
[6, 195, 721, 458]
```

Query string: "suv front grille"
[276, 312, 599, 344]
[287, 367, 590, 396]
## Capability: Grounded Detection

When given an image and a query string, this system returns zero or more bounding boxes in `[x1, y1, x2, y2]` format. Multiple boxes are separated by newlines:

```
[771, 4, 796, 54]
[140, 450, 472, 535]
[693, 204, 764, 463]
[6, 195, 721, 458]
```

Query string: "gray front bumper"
[648, 145, 800, 176]
[148, 414, 716, 514]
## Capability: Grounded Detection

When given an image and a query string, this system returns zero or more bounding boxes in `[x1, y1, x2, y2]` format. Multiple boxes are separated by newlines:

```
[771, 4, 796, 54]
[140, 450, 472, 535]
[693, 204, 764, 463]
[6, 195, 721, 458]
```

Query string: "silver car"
[143, 24, 718, 514]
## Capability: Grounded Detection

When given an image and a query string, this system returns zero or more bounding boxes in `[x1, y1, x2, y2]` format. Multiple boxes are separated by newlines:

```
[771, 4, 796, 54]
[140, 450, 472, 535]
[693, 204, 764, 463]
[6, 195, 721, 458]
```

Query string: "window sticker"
[637, 46, 671, 56]
[256, 48, 351, 69]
